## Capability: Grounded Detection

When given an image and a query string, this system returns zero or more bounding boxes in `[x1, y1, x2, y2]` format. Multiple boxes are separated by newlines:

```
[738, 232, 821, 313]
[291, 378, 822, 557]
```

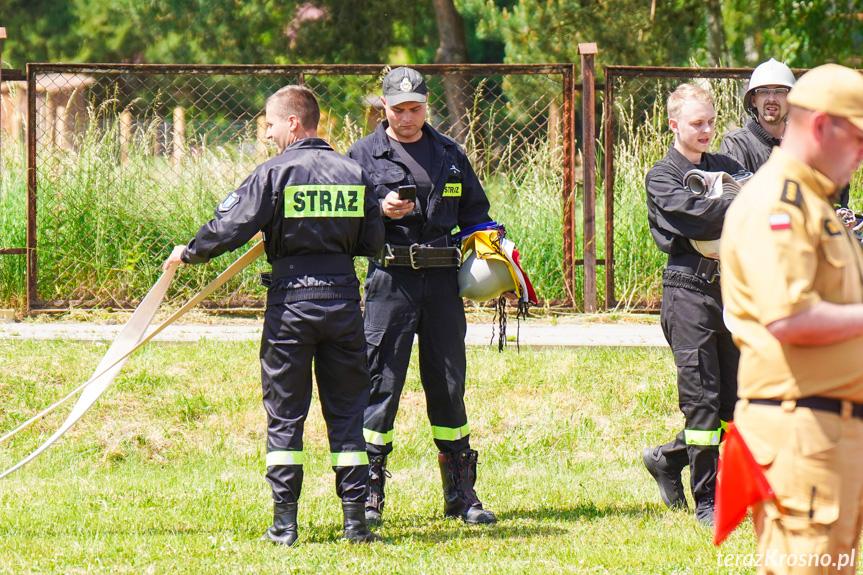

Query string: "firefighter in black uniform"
[719, 58, 796, 174]
[720, 58, 851, 211]
[164, 86, 384, 545]
[641, 84, 744, 527]
[346, 67, 497, 526]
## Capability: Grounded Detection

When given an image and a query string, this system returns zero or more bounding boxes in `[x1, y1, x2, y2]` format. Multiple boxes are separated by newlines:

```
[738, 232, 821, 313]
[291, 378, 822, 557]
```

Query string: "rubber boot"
[438, 450, 497, 525]
[342, 501, 382, 543]
[365, 455, 389, 526]
[261, 502, 299, 546]
[642, 443, 689, 510]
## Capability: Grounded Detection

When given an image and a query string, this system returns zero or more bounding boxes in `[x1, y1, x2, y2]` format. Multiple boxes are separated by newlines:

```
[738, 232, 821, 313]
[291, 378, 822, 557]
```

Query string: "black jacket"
[346, 121, 491, 247]
[182, 137, 384, 301]
[645, 145, 744, 256]
[719, 118, 779, 174]
[719, 119, 850, 207]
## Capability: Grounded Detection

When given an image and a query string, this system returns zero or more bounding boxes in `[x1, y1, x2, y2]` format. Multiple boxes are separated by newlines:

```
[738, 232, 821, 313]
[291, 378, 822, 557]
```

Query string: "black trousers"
[658, 270, 739, 504]
[260, 299, 371, 505]
[362, 263, 471, 458]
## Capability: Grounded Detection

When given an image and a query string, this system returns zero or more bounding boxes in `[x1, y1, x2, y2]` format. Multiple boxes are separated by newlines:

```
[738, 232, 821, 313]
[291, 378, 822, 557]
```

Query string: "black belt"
[749, 397, 863, 420]
[372, 243, 461, 269]
[668, 252, 720, 283]
[266, 254, 355, 281]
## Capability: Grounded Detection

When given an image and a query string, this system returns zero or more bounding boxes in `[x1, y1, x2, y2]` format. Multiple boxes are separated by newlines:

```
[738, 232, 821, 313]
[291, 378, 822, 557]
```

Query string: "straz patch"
[443, 183, 462, 197]
[780, 180, 802, 207]
[769, 213, 792, 231]
[218, 191, 240, 212]
[824, 218, 842, 236]
[285, 185, 364, 218]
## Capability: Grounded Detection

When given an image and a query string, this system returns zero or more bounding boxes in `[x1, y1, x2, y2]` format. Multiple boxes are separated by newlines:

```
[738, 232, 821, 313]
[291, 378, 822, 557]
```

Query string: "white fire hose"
[0, 241, 264, 480]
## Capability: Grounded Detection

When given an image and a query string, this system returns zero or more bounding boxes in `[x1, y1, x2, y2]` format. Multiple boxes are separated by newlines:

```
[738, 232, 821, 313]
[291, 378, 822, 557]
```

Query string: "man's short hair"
[267, 85, 320, 131]
[667, 84, 714, 121]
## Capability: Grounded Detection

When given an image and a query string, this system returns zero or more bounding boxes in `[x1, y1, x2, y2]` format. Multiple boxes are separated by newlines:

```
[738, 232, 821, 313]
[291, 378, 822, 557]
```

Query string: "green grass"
[0, 340, 767, 574]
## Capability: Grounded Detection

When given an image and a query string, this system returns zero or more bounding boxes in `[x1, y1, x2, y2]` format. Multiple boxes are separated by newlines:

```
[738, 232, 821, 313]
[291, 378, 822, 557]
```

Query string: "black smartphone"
[397, 185, 417, 202]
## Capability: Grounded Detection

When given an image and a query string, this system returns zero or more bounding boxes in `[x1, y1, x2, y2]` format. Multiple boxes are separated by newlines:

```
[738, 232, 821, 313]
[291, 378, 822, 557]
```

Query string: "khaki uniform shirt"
[721, 147, 863, 401]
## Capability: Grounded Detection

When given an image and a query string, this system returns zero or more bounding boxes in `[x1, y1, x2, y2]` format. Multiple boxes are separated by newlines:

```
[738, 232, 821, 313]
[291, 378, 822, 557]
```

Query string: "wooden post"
[152, 116, 162, 158]
[44, 91, 56, 147]
[256, 114, 267, 165]
[578, 42, 598, 313]
[549, 98, 561, 163]
[172, 106, 185, 173]
[120, 110, 132, 164]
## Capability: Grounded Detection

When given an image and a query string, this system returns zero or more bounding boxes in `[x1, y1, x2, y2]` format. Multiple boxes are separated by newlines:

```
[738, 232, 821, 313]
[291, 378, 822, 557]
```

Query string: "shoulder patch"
[769, 213, 792, 231]
[824, 218, 842, 236]
[218, 191, 240, 213]
[780, 180, 802, 207]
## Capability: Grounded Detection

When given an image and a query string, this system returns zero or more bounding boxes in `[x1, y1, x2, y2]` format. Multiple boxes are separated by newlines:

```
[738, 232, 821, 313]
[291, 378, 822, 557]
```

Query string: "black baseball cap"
[382, 67, 428, 106]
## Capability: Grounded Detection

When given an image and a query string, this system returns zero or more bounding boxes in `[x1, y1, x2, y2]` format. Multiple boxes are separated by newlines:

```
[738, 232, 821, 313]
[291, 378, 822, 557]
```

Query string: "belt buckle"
[409, 243, 421, 269]
[454, 247, 462, 268]
[383, 244, 395, 268]
[696, 258, 720, 283]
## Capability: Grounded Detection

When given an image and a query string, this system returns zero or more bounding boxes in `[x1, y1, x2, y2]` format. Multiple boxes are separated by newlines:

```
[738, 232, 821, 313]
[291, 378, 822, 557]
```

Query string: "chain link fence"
[5, 63, 575, 311]
[602, 66, 756, 310]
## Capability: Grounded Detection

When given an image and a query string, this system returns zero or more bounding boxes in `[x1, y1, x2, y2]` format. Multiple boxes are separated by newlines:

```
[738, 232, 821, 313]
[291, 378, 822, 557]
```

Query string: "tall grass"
[28, 99, 271, 308]
[0, 94, 569, 310]
[0, 136, 27, 307]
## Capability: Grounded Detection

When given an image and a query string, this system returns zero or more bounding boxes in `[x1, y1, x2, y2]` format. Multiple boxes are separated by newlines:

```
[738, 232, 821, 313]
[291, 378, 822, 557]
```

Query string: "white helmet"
[458, 251, 517, 302]
[743, 58, 796, 117]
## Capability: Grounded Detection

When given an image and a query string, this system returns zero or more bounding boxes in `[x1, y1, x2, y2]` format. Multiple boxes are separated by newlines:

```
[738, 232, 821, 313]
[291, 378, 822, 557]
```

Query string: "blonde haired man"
[642, 83, 744, 526]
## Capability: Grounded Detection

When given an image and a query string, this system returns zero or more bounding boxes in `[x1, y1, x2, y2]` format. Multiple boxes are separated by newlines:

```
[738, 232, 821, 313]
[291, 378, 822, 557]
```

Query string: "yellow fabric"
[461, 230, 522, 298]
[721, 148, 863, 401]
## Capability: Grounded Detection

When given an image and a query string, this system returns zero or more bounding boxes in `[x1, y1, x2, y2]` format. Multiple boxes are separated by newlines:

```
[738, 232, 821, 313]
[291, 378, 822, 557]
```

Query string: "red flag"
[713, 422, 776, 545]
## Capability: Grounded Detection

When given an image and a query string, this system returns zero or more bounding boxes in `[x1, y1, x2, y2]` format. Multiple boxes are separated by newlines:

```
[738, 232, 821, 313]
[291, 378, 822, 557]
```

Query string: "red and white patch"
[769, 213, 792, 231]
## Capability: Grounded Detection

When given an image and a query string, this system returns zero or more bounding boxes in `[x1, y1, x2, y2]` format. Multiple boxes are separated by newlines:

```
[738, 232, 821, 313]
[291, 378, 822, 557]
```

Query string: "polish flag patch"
[769, 213, 792, 231]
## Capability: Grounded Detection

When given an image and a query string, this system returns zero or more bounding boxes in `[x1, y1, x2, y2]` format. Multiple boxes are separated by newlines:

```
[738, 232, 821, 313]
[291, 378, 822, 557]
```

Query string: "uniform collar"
[371, 120, 449, 158]
[746, 118, 781, 148]
[769, 147, 838, 200]
[667, 143, 700, 170]
[283, 137, 333, 153]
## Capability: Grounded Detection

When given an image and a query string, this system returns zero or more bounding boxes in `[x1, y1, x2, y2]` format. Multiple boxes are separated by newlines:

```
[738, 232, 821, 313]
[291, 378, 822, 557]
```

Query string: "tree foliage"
[1, 1, 861, 70]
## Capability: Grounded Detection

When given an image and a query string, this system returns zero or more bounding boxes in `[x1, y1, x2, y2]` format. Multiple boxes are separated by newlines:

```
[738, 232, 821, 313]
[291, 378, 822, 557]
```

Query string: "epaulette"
[780, 179, 802, 208]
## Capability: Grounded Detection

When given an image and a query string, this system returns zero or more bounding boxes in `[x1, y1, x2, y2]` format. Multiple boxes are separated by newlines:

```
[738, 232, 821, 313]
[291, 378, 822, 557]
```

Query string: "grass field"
[0, 339, 771, 574]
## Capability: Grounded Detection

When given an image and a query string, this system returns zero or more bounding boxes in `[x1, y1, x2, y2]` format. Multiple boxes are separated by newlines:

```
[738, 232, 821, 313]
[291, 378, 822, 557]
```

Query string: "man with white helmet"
[720, 58, 796, 173]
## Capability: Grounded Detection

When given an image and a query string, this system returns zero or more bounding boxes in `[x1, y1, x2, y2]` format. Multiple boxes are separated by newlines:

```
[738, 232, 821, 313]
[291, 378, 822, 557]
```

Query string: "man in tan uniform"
[722, 64, 863, 574]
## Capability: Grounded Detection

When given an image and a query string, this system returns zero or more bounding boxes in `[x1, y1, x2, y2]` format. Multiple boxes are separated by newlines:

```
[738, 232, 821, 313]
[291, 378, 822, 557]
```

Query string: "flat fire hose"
[0, 241, 265, 480]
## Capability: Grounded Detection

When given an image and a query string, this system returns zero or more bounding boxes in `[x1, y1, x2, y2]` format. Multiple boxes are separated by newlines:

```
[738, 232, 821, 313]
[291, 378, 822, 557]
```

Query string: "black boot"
[342, 501, 383, 543]
[261, 502, 299, 546]
[690, 444, 719, 527]
[365, 455, 389, 526]
[438, 450, 497, 525]
[642, 444, 689, 510]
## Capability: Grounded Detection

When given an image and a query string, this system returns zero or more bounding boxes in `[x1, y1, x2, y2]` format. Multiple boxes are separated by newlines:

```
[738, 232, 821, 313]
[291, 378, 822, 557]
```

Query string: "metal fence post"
[562, 64, 575, 305]
[26, 64, 37, 312]
[579, 43, 598, 313]
[603, 66, 616, 310]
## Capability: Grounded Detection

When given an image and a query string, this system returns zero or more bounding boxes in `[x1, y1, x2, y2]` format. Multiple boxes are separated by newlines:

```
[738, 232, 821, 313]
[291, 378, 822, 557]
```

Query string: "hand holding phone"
[398, 185, 417, 202]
